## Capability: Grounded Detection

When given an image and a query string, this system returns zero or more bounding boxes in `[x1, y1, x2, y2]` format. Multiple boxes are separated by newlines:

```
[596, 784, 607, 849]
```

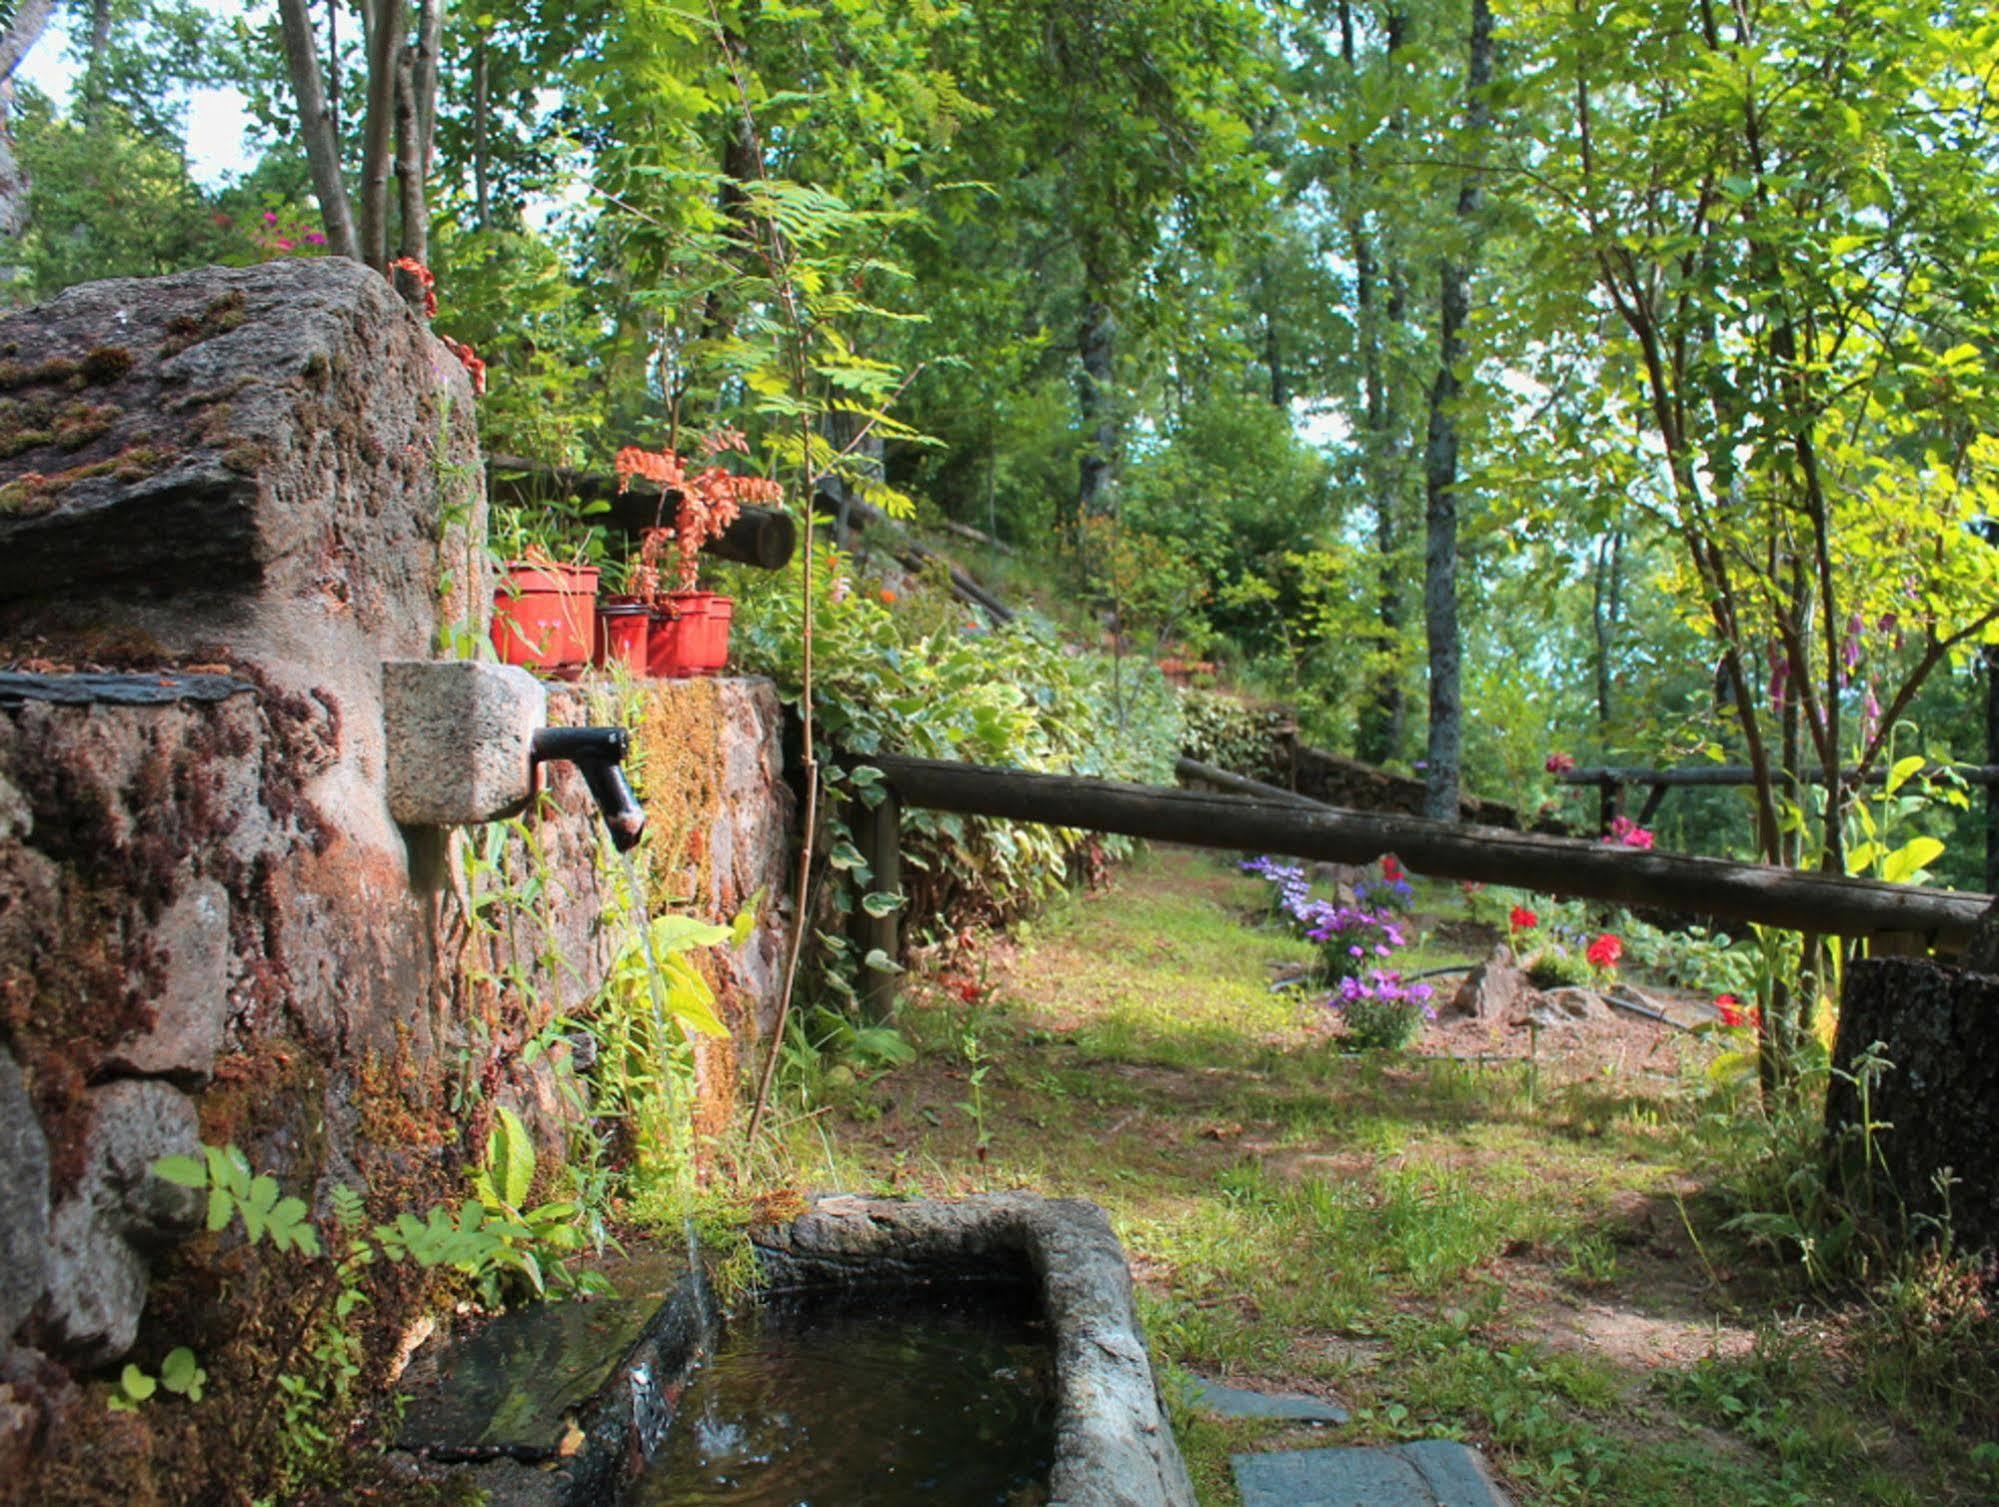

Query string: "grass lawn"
[773, 846, 1999, 1506]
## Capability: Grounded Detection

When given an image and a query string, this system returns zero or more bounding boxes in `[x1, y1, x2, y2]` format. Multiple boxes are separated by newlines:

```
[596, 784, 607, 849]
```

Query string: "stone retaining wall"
[0, 259, 794, 1488]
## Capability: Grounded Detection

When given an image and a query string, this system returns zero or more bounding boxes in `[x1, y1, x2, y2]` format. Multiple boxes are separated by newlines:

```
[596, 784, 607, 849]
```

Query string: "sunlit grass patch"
[781, 846, 1993, 1506]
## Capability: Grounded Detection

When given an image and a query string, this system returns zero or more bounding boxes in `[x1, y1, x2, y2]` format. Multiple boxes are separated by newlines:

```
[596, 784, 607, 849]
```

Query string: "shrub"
[1525, 945, 1594, 990]
[722, 546, 1182, 1000]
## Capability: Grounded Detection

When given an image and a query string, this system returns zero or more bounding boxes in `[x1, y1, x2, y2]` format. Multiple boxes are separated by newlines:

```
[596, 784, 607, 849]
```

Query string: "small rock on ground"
[1233, 1440, 1512, 1507]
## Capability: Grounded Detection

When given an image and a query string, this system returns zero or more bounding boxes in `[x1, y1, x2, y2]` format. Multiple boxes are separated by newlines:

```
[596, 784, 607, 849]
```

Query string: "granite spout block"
[383, 659, 547, 827]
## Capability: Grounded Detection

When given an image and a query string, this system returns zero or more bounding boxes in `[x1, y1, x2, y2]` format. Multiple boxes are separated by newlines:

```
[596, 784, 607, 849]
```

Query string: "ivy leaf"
[863, 948, 904, 975]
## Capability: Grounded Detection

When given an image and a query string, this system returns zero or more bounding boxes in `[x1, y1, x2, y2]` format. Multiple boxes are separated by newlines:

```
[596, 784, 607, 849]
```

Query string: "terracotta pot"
[595, 602, 652, 673]
[646, 598, 701, 678]
[647, 591, 735, 677]
[492, 561, 599, 674]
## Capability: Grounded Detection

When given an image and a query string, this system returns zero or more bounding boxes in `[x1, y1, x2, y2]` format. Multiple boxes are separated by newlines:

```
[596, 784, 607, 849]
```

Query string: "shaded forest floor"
[777, 846, 1999, 1506]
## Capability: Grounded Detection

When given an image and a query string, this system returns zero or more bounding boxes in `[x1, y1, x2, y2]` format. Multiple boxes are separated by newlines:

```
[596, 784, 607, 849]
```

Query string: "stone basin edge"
[751, 1191, 1198, 1507]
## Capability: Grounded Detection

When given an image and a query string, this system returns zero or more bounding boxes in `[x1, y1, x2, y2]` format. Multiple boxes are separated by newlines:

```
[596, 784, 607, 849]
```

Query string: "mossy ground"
[776, 846, 1999, 1507]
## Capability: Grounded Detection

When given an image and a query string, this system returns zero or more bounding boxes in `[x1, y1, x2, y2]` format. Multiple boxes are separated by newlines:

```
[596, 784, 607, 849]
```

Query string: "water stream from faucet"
[615, 843, 692, 1162]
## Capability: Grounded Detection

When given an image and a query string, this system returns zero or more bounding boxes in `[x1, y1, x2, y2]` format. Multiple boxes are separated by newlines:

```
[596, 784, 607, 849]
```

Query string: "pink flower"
[1544, 752, 1576, 774]
[263, 210, 280, 225]
[304, 231, 327, 246]
[274, 237, 295, 251]
[1605, 816, 1654, 850]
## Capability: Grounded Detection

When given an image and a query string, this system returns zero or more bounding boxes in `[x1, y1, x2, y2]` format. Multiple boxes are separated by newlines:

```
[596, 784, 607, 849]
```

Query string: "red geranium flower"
[1585, 933, 1622, 971]
[1381, 854, 1405, 882]
[1508, 905, 1538, 933]
[1715, 994, 1760, 1030]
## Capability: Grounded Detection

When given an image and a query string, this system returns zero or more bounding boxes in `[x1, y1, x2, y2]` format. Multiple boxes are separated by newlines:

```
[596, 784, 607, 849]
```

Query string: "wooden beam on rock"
[869, 753, 1990, 946]
[486, 455, 797, 572]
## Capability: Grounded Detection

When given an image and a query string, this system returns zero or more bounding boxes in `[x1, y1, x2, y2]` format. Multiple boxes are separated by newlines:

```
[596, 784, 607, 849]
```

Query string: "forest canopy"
[4, 0, 1996, 883]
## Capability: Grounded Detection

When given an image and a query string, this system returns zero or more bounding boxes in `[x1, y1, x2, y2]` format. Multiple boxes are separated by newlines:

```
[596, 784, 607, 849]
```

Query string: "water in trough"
[627, 1285, 1055, 1506]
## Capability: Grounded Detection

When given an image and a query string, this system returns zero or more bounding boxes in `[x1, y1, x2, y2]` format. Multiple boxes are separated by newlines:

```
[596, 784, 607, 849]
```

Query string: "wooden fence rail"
[848, 753, 1992, 1011]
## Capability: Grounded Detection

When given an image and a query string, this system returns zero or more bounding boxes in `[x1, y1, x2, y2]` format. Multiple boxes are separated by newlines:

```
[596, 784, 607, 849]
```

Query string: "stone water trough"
[397, 1193, 1196, 1507]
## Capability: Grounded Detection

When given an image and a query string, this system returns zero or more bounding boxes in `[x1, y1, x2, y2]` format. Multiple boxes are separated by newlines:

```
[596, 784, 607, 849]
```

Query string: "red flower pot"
[595, 602, 652, 673]
[646, 592, 734, 677]
[492, 561, 599, 675]
[646, 600, 701, 678]
[682, 591, 734, 674]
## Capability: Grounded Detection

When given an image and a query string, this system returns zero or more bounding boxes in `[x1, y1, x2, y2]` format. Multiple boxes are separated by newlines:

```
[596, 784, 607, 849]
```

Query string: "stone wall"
[0, 259, 794, 1490]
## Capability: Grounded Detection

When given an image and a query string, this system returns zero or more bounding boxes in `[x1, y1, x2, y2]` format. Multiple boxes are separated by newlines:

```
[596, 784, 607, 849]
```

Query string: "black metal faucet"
[531, 726, 647, 851]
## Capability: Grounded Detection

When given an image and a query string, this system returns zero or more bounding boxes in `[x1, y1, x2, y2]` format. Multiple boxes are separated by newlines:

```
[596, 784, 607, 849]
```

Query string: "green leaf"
[160, 1347, 205, 1400]
[119, 1365, 156, 1403]
[863, 947, 904, 975]
[1882, 837, 1945, 884]
[1886, 755, 1928, 795]
[647, 914, 734, 955]
[861, 890, 904, 918]
[487, 1107, 536, 1211]
[153, 1154, 207, 1189]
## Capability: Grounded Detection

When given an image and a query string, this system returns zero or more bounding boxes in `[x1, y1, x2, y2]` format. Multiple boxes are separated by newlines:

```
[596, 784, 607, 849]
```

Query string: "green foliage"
[156, 1145, 320, 1256]
[1338, 991, 1428, 1053]
[726, 544, 1182, 944]
[1178, 688, 1282, 773]
[11, 101, 231, 297]
[579, 847, 742, 1200]
[1523, 946, 1595, 991]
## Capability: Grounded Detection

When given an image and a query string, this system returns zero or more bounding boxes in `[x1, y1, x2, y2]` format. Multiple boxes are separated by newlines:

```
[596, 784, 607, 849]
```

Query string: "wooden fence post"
[851, 787, 903, 1021]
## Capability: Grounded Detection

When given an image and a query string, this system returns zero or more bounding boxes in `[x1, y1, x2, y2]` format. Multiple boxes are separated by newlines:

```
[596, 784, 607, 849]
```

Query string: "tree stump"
[1827, 957, 1999, 1257]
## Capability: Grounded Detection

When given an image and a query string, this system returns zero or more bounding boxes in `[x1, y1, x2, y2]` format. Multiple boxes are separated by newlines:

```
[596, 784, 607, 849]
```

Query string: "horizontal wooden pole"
[1174, 754, 1324, 809]
[869, 753, 1991, 945]
[1557, 763, 1999, 789]
[487, 455, 798, 571]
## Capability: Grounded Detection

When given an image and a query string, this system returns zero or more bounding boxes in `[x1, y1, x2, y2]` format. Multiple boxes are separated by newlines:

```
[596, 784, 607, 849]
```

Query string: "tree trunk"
[0, 0, 54, 85]
[1259, 249, 1288, 409]
[326, 0, 339, 140]
[357, 0, 406, 271]
[83, 0, 112, 125]
[1076, 283, 1117, 520]
[1421, 0, 1493, 822]
[0, 0, 53, 270]
[1342, 0, 1408, 766]
[1828, 957, 1999, 1259]
[472, 37, 490, 227]
[1591, 529, 1621, 733]
[392, 47, 426, 297]
[412, 0, 440, 174]
[277, 0, 361, 261]
[1985, 643, 1999, 895]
